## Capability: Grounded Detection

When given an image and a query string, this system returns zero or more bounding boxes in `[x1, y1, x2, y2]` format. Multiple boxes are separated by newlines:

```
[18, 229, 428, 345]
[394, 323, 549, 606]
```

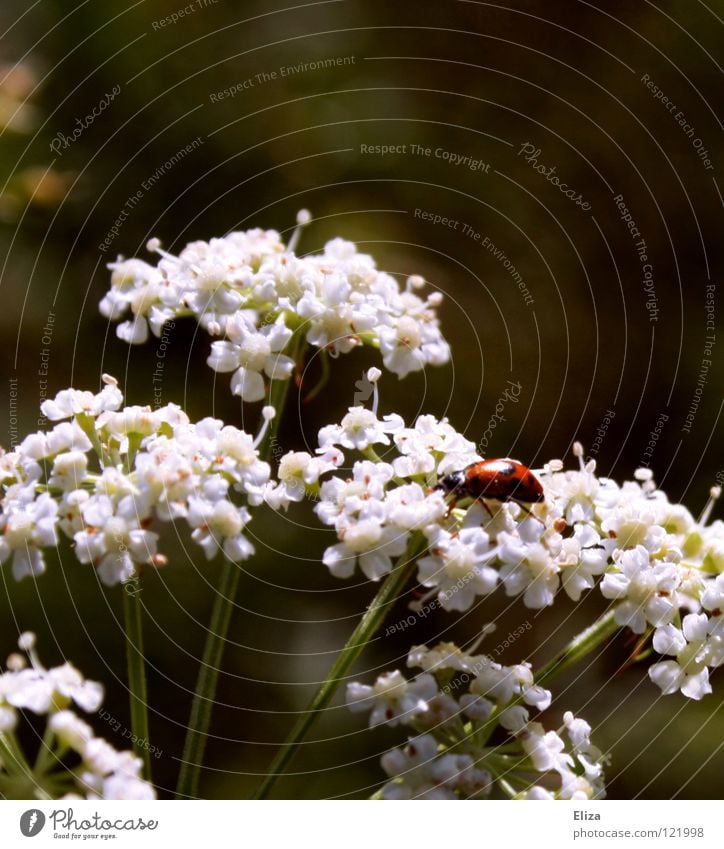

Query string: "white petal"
[648, 660, 682, 695]
[680, 669, 711, 700]
[230, 368, 265, 402]
[207, 340, 240, 373]
[116, 318, 148, 345]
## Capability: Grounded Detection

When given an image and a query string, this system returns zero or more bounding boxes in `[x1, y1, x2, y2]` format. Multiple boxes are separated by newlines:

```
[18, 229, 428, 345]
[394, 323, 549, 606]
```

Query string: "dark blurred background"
[0, 0, 722, 799]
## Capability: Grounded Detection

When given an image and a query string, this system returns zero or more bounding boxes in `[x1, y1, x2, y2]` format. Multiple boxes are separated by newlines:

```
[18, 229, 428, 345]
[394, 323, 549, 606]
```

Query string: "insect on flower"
[435, 459, 545, 506]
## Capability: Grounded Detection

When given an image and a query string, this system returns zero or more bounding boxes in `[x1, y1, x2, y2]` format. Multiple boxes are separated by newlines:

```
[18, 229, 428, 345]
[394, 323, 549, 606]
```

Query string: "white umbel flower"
[100, 219, 451, 396]
[0, 634, 156, 800]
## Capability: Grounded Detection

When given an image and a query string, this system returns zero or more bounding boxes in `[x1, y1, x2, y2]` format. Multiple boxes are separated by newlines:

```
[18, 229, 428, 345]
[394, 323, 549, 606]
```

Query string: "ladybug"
[436, 459, 544, 504]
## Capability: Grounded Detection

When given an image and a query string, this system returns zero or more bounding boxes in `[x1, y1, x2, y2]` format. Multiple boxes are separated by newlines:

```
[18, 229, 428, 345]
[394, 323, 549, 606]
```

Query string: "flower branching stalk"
[253, 532, 428, 800]
[123, 584, 151, 778]
[174, 553, 244, 798]
[176, 361, 298, 799]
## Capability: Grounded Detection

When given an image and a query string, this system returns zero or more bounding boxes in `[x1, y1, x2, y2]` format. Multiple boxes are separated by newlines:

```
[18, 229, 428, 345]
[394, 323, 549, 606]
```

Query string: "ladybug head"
[434, 469, 467, 495]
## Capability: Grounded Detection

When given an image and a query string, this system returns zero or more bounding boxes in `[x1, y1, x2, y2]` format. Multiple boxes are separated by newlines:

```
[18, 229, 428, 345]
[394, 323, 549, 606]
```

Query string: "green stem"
[253, 533, 427, 800]
[175, 556, 242, 798]
[0, 731, 31, 778]
[33, 722, 57, 777]
[536, 607, 619, 686]
[302, 350, 330, 402]
[123, 585, 151, 779]
[175, 363, 300, 799]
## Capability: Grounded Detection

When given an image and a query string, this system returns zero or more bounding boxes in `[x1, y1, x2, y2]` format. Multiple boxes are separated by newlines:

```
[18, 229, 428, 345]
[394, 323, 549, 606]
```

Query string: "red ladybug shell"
[463, 459, 544, 503]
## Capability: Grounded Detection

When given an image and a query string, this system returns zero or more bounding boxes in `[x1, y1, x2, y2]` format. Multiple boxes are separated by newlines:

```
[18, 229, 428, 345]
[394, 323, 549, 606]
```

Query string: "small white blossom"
[40, 384, 123, 422]
[600, 545, 680, 633]
[0, 492, 59, 580]
[346, 670, 438, 727]
[648, 613, 724, 700]
[417, 527, 498, 611]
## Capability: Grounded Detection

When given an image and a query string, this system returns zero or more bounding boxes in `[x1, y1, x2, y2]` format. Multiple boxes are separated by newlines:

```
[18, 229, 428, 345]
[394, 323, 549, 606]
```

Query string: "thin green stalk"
[175, 556, 242, 798]
[536, 607, 619, 686]
[0, 731, 31, 778]
[302, 350, 330, 403]
[123, 586, 151, 779]
[253, 533, 427, 800]
[33, 721, 57, 777]
[175, 369, 298, 799]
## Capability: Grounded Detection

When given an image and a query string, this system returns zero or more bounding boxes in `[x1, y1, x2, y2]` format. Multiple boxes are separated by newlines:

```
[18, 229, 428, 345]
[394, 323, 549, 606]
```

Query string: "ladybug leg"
[472, 497, 495, 520]
[512, 500, 545, 524]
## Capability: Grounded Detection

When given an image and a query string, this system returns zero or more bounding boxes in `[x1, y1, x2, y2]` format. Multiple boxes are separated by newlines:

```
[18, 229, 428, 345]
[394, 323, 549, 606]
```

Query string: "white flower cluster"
[346, 641, 606, 800]
[265, 407, 479, 584]
[0, 633, 155, 800]
[0, 377, 270, 585]
[99, 215, 450, 402]
[269, 409, 723, 701]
